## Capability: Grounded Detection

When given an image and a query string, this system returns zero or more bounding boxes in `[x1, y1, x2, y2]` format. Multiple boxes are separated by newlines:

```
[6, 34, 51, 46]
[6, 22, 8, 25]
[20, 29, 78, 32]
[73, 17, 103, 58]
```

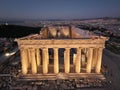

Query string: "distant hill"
[0, 25, 42, 38]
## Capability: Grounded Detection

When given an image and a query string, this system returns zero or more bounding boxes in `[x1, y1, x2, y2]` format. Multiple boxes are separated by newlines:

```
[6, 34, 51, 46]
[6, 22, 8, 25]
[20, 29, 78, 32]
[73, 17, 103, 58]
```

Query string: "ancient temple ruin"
[15, 26, 108, 80]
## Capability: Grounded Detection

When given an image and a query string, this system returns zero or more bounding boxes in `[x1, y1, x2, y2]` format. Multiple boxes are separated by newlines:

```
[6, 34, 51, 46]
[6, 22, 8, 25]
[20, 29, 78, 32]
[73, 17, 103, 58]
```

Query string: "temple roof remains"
[18, 26, 103, 40]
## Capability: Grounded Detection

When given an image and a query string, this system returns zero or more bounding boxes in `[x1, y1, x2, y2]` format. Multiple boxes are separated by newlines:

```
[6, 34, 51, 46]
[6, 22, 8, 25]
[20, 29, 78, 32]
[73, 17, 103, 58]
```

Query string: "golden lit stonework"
[15, 25, 108, 80]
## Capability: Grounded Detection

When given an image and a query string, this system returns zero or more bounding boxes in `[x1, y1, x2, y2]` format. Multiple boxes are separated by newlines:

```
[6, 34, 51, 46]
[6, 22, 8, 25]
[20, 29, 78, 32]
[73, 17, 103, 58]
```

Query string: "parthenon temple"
[15, 26, 108, 80]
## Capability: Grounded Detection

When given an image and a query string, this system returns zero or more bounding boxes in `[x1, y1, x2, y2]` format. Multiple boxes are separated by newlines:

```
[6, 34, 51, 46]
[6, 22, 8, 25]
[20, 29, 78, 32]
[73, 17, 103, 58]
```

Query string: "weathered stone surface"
[16, 26, 108, 78]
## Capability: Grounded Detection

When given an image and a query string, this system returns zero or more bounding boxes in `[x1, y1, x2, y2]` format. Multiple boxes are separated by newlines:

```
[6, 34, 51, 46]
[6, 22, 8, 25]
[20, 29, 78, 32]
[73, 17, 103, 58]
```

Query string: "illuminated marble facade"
[15, 26, 108, 78]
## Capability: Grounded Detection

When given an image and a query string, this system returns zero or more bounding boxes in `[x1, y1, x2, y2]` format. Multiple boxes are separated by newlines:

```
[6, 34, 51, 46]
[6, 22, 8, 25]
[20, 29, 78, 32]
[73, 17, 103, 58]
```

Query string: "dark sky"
[0, 0, 120, 20]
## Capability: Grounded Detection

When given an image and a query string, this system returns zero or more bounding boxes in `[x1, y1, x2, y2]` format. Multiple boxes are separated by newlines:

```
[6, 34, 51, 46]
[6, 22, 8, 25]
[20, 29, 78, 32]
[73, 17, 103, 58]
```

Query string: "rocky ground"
[102, 49, 120, 90]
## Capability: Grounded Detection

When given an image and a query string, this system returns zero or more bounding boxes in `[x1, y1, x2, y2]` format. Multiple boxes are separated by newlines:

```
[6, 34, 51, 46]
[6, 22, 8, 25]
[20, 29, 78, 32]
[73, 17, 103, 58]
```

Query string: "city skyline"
[0, 0, 120, 20]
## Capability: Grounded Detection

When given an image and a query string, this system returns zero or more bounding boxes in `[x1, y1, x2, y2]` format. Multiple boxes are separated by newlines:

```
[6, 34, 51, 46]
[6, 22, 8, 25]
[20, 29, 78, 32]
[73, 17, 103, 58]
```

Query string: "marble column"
[81, 54, 86, 67]
[27, 49, 31, 69]
[86, 48, 93, 73]
[64, 50, 66, 71]
[31, 48, 37, 74]
[20, 48, 28, 75]
[46, 48, 49, 65]
[73, 54, 77, 65]
[95, 48, 103, 73]
[25, 49, 29, 69]
[36, 48, 41, 67]
[54, 48, 59, 73]
[64, 48, 70, 73]
[75, 48, 81, 73]
[42, 48, 48, 74]
[92, 48, 98, 69]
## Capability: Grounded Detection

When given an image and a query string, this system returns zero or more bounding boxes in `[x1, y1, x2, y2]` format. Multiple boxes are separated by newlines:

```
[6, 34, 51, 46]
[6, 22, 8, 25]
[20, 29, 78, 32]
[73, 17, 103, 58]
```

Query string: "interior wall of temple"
[41, 26, 72, 39]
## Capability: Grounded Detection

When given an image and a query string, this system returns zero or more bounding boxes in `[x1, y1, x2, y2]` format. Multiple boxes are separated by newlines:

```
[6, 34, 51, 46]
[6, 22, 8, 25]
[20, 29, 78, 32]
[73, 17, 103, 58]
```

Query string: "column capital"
[30, 48, 35, 51]
[28, 47, 34, 49]
[88, 47, 94, 49]
[99, 47, 104, 49]
[95, 48, 103, 52]
[53, 47, 58, 50]
[95, 47, 103, 49]
[35, 48, 40, 49]
[65, 47, 70, 50]
[42, 47, 48, 50]
[20, 48, 25, 51]
[77, 47, 82, 50]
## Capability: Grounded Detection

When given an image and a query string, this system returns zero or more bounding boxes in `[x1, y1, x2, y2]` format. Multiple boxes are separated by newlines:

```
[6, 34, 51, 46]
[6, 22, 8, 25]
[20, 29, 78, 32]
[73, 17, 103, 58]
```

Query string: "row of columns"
[20, 47, 103, 75]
